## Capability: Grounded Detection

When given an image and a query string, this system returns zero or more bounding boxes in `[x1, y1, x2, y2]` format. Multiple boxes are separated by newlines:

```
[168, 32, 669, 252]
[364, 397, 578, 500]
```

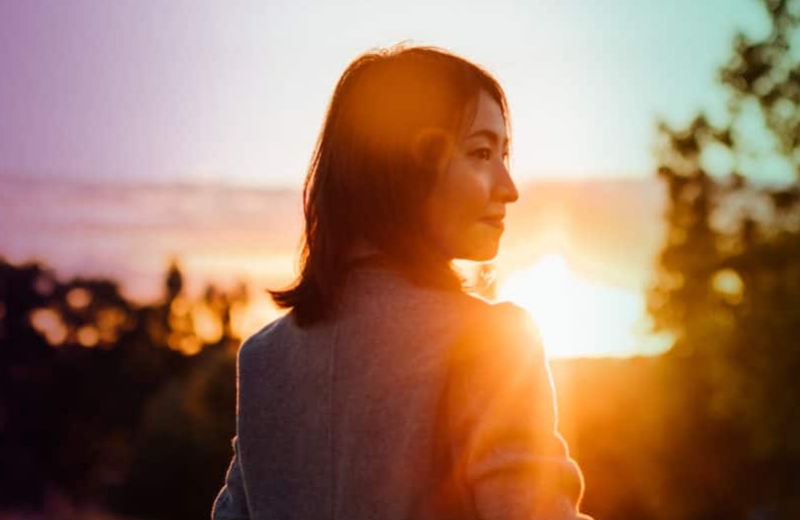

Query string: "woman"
[212, 45, 592, 520]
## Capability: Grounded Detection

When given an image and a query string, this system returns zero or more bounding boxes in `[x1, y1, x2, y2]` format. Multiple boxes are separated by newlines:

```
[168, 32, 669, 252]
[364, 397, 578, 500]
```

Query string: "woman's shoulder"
[236, 313, 294, 363]
[446, 296, 544, 365]
[446, 290, 536, 333]
[378, 275, 540, 345]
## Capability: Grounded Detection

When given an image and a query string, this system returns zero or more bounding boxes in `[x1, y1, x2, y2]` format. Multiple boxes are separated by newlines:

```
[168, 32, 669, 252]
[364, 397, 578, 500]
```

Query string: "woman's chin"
[456, 241, 500, 262]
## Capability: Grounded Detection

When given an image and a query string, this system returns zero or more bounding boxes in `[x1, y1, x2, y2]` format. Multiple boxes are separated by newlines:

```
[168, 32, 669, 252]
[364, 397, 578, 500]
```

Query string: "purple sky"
[0, 0, 771, 187]
[1, 1, 237, 182]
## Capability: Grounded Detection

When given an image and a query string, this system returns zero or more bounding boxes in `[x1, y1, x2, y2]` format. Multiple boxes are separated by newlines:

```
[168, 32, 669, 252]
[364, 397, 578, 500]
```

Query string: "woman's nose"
[494, 161, 519, 204]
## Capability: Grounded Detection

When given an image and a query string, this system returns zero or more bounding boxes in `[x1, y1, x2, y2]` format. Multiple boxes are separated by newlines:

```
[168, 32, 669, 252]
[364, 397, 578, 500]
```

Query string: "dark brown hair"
[270, 45, 509, 325]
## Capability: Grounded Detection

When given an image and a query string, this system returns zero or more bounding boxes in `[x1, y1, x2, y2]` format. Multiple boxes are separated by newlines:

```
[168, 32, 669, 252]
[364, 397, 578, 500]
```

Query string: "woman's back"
[213, 263, 586, 520]
[213, 44, 590, 520]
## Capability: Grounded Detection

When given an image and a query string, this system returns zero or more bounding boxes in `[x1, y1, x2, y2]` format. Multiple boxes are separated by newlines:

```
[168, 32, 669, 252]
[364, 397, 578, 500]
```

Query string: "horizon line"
[0, 169, 660, 191]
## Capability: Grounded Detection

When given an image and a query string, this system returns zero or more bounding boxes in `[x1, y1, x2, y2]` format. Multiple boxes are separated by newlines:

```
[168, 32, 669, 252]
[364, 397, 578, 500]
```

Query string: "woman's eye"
[470, 148, 491, 160]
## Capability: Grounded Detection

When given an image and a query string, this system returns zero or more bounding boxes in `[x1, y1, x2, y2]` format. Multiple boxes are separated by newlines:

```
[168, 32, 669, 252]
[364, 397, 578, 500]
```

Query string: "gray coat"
[212, 263, 589, 520]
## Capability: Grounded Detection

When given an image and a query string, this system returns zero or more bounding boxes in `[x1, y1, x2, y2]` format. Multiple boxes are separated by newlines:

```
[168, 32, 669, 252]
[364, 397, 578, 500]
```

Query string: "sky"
[0, 0, 770, 188]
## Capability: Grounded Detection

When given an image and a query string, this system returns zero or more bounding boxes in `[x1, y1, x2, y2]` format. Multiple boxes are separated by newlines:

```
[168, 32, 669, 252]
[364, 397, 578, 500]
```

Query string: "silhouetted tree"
[648, 0, 800, 517]
[0, 259, 59, 507]
[0, 256, 247, 518]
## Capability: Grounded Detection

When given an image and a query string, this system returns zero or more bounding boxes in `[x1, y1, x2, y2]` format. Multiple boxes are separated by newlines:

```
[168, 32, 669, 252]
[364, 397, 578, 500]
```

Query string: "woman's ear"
[412, 127, 454, 173]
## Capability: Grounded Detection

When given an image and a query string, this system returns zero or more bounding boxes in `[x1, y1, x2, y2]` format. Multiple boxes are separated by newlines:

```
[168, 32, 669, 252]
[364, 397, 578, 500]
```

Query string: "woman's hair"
[270, 44, 509, 325]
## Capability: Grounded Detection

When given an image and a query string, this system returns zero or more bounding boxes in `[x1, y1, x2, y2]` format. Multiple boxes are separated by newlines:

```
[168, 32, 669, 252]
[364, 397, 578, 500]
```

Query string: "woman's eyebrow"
[463, 129, 508, 147]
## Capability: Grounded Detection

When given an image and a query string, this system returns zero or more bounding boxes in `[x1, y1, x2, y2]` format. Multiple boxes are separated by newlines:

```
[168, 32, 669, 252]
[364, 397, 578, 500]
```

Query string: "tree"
[648, 0, 800, 516]
[0, 256, 246, 517]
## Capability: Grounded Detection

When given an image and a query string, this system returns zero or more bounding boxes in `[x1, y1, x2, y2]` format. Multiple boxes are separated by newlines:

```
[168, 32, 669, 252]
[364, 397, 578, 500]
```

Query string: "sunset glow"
[499, 254, 667, 358]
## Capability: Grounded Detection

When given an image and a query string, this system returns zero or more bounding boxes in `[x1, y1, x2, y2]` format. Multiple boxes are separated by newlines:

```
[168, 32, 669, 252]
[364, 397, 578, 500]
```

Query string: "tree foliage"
[648, 0, 800, 516]
[0, 257, 244, 518]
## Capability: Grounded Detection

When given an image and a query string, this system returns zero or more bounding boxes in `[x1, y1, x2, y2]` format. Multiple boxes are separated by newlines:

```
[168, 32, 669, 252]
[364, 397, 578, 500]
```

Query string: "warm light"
[193, 303, 223, 344]
[77, 326, 99, 348]
[168, 334, 202, 355]
[231, 296, 284, 340]
[170, 295, 191, 316]
[96, 307, 128, 343]
[498, 254, 666, 358]
[711, 268, 744, 304]
[183, 252, 296, 290]
[29, 308, 68, 346]
[66, 287, 92, 310]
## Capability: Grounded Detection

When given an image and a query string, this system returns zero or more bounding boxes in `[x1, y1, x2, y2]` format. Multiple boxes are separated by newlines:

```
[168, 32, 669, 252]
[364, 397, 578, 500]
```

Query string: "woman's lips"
[481, 216, 505, 230]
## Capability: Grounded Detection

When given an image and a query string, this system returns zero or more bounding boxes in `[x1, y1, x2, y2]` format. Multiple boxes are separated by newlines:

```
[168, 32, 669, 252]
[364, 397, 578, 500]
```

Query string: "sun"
[497, 253, 660, 358]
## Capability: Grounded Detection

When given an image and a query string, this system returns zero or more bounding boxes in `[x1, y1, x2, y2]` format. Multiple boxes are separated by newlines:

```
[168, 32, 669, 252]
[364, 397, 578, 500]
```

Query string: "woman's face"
[424, 90, 518, 261]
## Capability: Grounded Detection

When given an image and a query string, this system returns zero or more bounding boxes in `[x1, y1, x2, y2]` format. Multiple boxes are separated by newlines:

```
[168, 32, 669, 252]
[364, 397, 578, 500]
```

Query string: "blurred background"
[2, 0, 800, 518]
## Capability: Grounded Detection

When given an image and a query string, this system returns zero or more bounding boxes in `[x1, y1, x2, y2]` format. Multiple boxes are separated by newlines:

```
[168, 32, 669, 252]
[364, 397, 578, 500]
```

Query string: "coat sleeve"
[211, 437, 250, 520]
[447, 303, 593, 520]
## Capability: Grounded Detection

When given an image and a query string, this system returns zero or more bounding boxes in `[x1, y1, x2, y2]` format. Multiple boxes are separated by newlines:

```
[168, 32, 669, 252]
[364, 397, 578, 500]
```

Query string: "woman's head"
[271, 45, 517, 324]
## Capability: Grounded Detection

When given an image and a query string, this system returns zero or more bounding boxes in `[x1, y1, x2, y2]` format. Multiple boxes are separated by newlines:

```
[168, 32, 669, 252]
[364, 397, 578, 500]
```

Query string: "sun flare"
[498, 254, 665, 358]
